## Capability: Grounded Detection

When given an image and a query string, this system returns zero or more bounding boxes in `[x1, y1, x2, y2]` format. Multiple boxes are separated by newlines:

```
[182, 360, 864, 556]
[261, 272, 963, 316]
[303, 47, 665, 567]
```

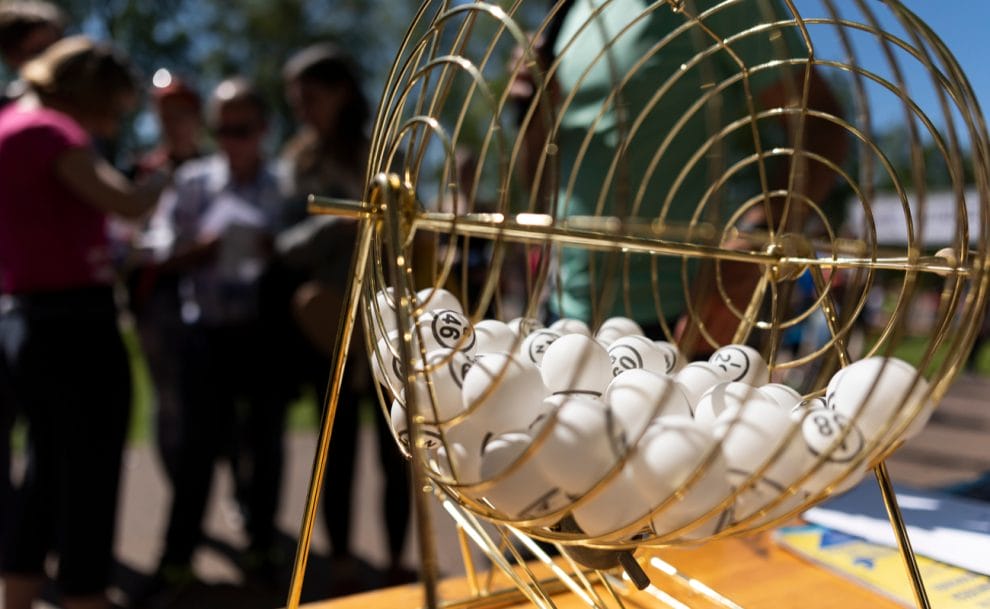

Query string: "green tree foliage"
[47, 0, 416, 149]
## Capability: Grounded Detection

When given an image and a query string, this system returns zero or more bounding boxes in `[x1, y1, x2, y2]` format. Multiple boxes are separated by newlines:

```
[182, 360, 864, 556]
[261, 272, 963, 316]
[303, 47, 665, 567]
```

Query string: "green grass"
[121, 325, 323, 445]
[15, 326, 981, 453]
[865, 332, 984, 378]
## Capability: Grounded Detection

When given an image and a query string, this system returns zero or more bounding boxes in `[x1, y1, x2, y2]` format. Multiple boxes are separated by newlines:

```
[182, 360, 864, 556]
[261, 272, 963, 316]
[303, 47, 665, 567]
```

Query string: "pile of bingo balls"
[370, 287, 936, 542]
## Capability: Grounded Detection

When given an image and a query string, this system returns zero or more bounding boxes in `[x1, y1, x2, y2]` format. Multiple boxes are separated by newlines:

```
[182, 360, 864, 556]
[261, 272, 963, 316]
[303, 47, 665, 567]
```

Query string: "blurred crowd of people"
[0, 2, 411, 608]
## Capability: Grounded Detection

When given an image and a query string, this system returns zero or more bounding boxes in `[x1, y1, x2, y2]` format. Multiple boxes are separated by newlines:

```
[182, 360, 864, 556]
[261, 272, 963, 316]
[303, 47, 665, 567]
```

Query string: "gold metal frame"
[285, 1, 990, 608]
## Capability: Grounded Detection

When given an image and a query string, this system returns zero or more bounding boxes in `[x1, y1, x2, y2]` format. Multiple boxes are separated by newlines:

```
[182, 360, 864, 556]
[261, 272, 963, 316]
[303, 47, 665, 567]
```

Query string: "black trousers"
[317, 362, 410, 563]
[0, 347, 14, 558]
[160, 321, 287, 568]
[0, 286, 130, 596]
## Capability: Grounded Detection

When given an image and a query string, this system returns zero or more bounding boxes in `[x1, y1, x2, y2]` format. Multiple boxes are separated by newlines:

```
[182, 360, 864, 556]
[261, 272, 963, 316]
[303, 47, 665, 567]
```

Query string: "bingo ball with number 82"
[416, 308, 476, 356]
[799, 407, 867, 497]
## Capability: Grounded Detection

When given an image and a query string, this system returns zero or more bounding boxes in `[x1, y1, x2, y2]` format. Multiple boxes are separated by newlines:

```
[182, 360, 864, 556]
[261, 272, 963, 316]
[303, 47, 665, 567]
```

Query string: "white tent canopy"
[845, 189, 984, 248]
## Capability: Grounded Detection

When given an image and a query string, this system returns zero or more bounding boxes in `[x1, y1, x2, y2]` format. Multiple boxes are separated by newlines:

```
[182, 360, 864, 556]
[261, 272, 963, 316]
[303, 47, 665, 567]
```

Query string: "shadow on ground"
[112, 532, 416, 609]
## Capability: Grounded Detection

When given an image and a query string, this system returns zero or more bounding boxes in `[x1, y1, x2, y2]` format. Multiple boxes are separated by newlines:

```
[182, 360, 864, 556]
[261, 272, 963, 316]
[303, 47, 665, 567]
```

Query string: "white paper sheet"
[804, 480, 990, 576]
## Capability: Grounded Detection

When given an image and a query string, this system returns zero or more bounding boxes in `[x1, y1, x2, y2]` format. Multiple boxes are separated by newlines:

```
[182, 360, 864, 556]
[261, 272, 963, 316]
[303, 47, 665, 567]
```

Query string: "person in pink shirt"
[0, 36, 161, 609]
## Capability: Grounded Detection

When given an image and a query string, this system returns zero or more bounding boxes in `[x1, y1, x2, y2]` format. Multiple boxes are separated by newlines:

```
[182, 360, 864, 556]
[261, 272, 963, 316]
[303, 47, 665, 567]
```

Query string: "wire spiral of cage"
[329, 0, 990, 580]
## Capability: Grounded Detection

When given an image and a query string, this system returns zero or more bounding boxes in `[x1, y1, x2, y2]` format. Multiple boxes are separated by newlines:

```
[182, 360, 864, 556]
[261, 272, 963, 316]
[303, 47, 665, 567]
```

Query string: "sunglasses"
[214, 122, 260, 139]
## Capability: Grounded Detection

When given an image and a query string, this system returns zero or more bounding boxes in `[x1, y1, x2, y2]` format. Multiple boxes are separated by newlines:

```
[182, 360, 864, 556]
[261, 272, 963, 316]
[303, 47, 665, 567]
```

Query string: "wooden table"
[302, 531, 905, 609]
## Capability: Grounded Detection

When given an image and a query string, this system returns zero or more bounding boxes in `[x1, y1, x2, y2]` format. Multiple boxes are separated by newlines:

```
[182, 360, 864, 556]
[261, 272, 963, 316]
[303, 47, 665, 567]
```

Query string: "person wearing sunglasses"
[144, 76, 289, 598]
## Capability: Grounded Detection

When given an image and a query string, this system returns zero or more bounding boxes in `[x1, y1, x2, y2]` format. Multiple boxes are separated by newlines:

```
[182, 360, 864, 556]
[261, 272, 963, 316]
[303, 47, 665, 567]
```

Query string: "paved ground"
[7, 372, 990, 608]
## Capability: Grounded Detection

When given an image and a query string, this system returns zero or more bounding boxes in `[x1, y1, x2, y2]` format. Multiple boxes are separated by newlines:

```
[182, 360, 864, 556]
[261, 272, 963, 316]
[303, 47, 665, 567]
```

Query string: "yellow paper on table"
[775, 525, 990, 608]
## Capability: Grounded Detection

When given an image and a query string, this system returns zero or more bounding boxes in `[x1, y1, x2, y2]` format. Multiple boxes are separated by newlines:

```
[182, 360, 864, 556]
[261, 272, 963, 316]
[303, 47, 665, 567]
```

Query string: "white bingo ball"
[529, 395, 623, 495]
[693, 382, 778, 427]
[415, 286, 463, 315]
[829, 357, 933, 445]
[760, 383, 803, 412]
[457, 352, 550, 448]
[431, 441, 477, 482]
[416, 308, 477, 355]
[708, 344, 770, 385]
[607, 335, 672, 377]
[595, 316, 645, 346]
[549, 317, 592, 337]
[507, 316, 543, 338]
[390, 397, 443, 453]
[518, 329, 562, 367]
[653, 341, 684, 373]
[631, 415, 733, 540]
[798, 407, 868, 498]
[372, 287, 399, 342]
[673, 362, 725, 409]
[825, 365, 849, 408]
[572, 464, 652, 539]
[477, 431, 571, 521]
[791, 396, 828, 420]
[474, 319, 517, 354]
[372, 329, 411, 398]
[603, 369, 691, 440]
[406, 348, 473, 423]
[540, 334, 613, 396]
[712, 403, 808, 523]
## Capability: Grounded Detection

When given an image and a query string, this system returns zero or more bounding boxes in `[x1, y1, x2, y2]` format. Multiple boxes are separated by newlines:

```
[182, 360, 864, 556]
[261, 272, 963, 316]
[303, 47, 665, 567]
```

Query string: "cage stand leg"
[874, 461, 932, 609]
[286, 200, 376, 609]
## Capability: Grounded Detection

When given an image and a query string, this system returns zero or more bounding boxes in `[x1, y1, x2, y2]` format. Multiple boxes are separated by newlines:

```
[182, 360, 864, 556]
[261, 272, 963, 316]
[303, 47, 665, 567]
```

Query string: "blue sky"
[791, 0, 990, 137]
[897, 1, 990, 115]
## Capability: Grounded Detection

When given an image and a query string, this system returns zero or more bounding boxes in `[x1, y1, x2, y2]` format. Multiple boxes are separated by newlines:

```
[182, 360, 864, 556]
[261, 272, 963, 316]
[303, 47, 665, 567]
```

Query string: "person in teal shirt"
[535, 0, 846, 352]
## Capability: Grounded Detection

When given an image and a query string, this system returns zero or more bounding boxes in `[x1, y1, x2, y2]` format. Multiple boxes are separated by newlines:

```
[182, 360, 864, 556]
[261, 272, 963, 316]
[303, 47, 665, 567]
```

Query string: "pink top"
[0, 104, 113, 294]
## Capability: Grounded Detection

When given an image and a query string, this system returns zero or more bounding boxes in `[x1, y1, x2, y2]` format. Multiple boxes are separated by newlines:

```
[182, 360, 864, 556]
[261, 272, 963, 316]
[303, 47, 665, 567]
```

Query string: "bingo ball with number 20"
[607, 335, 672, 377]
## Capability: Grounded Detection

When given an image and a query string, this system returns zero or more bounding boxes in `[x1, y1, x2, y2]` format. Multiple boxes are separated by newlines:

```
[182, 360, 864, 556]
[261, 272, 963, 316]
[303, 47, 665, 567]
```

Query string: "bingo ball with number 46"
[416, 308, 476, 356]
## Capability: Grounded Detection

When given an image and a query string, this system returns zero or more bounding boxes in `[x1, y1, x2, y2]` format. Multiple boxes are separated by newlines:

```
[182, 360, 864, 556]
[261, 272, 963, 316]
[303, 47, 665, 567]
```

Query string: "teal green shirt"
[551, 0, 806, 324]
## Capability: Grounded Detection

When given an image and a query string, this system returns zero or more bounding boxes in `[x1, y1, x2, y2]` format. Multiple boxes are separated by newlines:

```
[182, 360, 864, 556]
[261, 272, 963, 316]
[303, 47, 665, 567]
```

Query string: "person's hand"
[675, 233, 765, 358]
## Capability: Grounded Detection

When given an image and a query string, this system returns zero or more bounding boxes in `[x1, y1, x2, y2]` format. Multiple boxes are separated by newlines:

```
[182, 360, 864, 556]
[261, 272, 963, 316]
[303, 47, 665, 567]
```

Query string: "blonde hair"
[21, 35, 138, 117]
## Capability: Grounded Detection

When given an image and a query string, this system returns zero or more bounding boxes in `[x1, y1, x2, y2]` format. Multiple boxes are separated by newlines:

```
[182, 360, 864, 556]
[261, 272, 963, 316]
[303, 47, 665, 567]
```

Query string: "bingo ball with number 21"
[708, 344, 769, 385]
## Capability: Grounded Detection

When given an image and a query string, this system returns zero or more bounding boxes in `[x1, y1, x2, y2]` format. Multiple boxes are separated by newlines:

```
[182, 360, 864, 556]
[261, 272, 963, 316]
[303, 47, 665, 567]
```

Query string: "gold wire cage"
[287, 1, 990, 608]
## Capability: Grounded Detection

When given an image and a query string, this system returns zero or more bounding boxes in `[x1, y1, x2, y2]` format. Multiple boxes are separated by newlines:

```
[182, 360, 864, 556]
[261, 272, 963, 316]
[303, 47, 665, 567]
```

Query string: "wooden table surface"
[302, 530, 906, 609]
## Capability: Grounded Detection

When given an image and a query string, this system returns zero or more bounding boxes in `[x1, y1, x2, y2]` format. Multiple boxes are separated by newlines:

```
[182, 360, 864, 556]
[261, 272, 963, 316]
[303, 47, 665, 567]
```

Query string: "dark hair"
[0, 1, 65, 57]
[21, 36, 138, 118]
[152, 70, 202, 111]
[206, 76, 267, 128]
[283, 43, 369, 148]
